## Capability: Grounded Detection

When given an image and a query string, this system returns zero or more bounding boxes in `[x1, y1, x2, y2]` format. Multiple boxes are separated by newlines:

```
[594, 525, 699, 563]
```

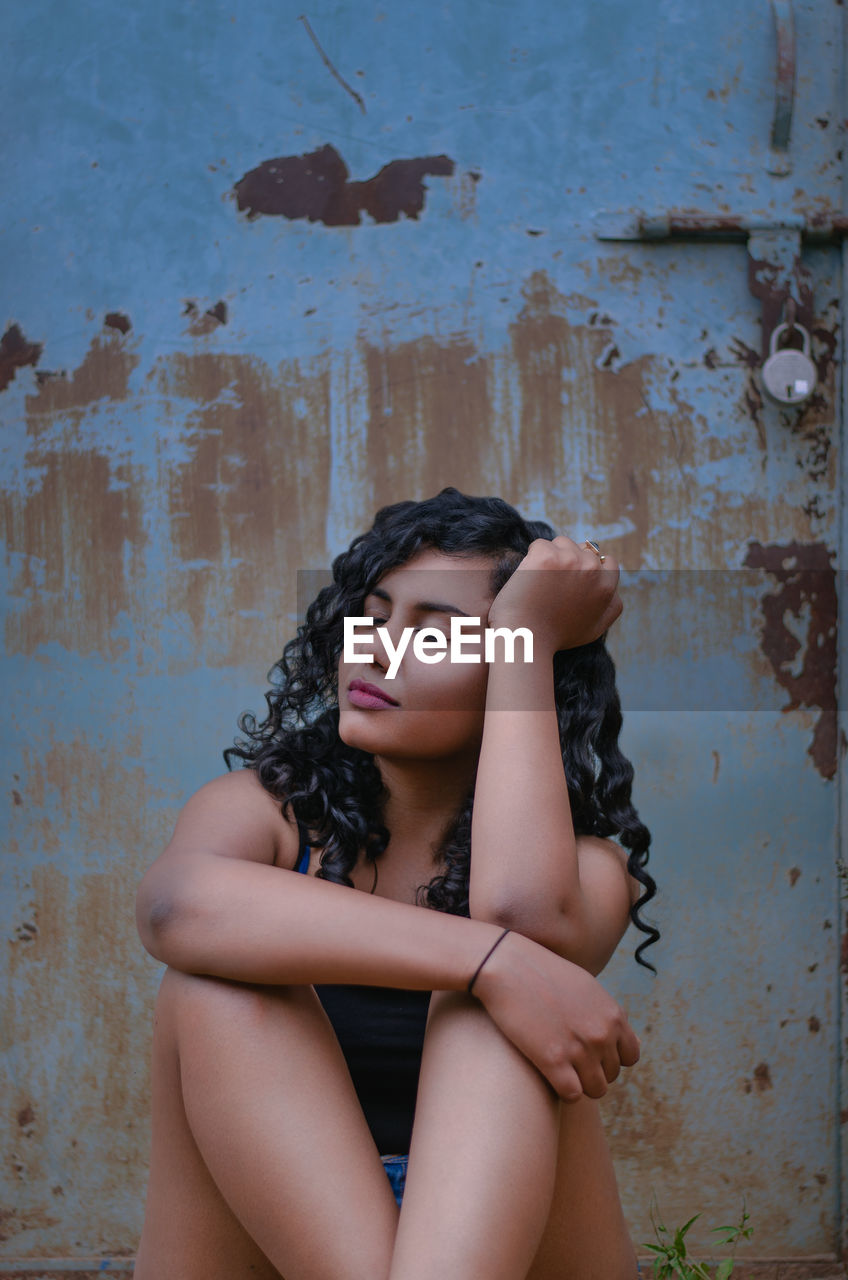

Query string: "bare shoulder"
[575, 835, 641, 908]
[165, 769, 301, 869]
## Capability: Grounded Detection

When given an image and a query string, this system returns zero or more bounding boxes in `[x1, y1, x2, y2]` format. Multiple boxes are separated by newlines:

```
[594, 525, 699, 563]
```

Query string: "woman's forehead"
[370, 549, 497, 605]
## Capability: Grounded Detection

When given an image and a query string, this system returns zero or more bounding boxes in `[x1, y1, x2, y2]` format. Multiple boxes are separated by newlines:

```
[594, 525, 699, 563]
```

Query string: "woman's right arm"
[137, 770, 501, 990]
[136, 770, 639, 1100]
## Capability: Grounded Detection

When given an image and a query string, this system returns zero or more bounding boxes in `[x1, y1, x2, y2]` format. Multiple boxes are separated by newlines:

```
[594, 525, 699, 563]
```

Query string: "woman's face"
[337, 547, 499, 763]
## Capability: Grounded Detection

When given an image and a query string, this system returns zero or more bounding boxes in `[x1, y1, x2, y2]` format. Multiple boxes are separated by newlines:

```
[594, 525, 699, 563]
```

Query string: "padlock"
[761, 322, 817, 406]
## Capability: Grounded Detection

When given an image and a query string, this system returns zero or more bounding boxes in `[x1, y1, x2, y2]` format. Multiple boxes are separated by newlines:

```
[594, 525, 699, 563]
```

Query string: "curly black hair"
[225, 486, 659, 969]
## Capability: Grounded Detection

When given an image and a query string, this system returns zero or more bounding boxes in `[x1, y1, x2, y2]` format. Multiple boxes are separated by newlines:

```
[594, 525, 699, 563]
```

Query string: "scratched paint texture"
[1, 0, 844, 1270]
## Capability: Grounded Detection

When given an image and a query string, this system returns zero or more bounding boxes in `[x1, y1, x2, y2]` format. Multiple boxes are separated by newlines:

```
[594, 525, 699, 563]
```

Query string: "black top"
[294, 833, 431, 1155]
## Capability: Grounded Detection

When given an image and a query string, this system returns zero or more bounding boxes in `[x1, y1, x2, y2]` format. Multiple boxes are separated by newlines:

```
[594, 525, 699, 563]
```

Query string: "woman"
[133, 487, 658, 1280]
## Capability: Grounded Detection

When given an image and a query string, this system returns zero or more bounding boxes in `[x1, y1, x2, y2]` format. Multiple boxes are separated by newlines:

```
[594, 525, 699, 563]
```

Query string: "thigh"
[526, 1096, 638, 1280]
[135, 968, 399, 1280]
[391, 991, 561, 1280]
[134, 969, 282, 1280]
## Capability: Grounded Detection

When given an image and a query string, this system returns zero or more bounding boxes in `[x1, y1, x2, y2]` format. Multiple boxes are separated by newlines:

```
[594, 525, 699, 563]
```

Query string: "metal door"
[1, 1, 844, 1272]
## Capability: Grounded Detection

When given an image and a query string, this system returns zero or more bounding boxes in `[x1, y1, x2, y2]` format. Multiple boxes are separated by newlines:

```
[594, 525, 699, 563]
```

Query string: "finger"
[582, 545, 620, 579]
[618, 1023, 641, 1068]
[598, 594, 624, 634]
[549, 1062, 584, 1104]
[593, 553, 620, 581]
[575, 1061, 609, 1101]
[601, 1048, 622, 1085]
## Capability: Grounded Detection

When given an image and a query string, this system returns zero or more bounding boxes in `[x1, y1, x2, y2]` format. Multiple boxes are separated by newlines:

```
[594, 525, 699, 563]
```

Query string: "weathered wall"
[1, 0, 844, 1270]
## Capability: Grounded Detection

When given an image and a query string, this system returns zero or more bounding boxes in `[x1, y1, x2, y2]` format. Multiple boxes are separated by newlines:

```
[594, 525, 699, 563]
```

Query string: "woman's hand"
[487, 536, 621, 653]
[472, 929, 639, 1101]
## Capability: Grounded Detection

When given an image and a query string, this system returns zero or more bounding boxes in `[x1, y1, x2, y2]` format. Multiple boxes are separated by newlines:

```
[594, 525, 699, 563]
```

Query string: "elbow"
[135, 870, 191, 965]
[470, 891, 620, 974]
[468, 887, 569, 949]
[468, 890, 608, 969]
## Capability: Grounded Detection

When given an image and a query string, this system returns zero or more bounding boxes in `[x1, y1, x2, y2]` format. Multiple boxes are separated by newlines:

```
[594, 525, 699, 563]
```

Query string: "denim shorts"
[380, 1154, 408, 1207]
[381, 1153, 642, 1275]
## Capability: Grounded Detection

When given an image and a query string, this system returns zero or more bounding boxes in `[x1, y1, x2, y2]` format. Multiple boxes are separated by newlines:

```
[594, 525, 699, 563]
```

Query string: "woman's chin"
[337, 709, 395, 752]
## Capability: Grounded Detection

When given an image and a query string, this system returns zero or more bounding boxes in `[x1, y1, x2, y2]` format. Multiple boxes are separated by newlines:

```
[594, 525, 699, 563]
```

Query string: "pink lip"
[348, 678, 400, 709]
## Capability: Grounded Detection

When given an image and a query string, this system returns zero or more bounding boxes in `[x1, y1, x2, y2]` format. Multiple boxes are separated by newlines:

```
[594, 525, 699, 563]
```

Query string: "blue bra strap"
[294, 821, 311, 874]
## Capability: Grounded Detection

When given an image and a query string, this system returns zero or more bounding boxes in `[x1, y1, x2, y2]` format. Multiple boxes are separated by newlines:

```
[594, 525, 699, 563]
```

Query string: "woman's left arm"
[468, 536, 633, 975]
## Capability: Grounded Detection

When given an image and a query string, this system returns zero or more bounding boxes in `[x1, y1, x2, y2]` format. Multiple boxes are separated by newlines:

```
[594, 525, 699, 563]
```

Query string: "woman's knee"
[155, 967, 317, 1048]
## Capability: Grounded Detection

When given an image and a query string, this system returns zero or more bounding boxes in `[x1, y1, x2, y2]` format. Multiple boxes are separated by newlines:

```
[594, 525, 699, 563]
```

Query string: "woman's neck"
[374, 753, 476, 851]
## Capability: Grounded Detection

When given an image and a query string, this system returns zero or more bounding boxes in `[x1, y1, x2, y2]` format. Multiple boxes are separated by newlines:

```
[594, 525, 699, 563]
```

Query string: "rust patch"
[0, 324, 42, 392]
[810, 318, 838, 387]
[453, 169, 481, 220]
[788, 866, 801, 886]
[103, 311, 132, 334]
[1, 747, 178, 1238]
[730, 299, 838, 485]
[2, 448, 146, 658]
[153, 350, 330, 662]
[808, 1015, 820, 1033]
[234, 143, 455, 225]
[184, 299, 228, 336]
[508, 271, 699, 564]
[11, 789, 22, 806]
[747, 246, 814, 361]
[16, 1104, 34, 1129]
[603, 1063, 685, 1171]
[743, 541, 837, 779]
[24, 331, 139, 425]
[359, 268, 796, 571]
[753, 1061, 773, 1091]
[1, 329, 147, 656]
[728, 338, 760, 371]
[362, 335, 493, 503]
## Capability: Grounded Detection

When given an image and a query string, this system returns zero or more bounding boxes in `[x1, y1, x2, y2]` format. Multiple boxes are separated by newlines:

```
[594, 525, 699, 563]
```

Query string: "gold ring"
[584, 539, 606, 563]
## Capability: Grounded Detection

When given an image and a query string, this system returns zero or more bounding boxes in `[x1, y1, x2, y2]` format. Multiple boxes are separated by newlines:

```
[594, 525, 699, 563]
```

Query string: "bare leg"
[134, 968, 398, 1280]
[390, 991, 637, 1280]
[134, 973, 635, 1280]
[390, 991, 561, 1280]
[527, 1096, 638, 1280]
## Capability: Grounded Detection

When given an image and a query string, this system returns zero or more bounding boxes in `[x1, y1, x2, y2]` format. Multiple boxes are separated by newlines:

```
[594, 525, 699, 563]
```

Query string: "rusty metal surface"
[1, 0, 844, 1266]
[594, 213, 848, 241]
[768, 0, 797, 174]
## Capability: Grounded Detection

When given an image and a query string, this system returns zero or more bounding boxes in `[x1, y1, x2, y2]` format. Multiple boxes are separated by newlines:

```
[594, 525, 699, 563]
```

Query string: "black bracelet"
[467, 928, 512, 996]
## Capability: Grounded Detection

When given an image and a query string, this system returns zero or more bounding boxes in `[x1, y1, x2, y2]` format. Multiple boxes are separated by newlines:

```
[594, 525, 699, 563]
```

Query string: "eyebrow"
[366, 585, 472, 618]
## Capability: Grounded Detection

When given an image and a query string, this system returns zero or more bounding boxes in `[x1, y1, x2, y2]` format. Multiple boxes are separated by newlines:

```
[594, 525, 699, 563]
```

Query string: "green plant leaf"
[711, 1228, 737, 1247]
[672, 1214, 700, 1259]
[646, 1201, 751, 1280]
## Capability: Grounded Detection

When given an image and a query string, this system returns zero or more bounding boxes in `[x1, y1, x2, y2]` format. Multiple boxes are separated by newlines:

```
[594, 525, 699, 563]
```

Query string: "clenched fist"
[487, 536, 621, 654]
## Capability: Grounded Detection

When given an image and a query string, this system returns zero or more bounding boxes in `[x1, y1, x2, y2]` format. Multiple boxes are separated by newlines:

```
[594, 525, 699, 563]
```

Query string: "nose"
[370, 616, 407, 674]
[371, 634, 388, 673]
